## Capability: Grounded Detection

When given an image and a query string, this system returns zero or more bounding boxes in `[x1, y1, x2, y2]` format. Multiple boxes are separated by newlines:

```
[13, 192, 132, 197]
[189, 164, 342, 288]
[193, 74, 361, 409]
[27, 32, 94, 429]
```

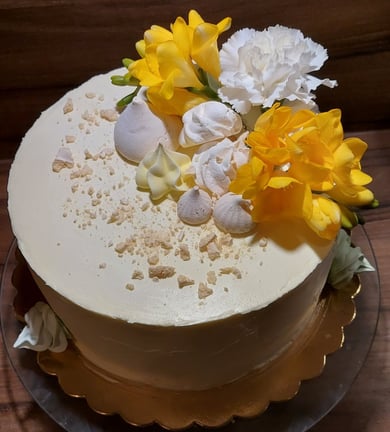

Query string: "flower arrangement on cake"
[112, 9, 377, 241]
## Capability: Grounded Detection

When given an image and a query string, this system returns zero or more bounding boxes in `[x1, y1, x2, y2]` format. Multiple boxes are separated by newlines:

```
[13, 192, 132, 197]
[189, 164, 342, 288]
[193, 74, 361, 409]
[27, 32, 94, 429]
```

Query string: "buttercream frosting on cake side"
[8, 70, 335, 390]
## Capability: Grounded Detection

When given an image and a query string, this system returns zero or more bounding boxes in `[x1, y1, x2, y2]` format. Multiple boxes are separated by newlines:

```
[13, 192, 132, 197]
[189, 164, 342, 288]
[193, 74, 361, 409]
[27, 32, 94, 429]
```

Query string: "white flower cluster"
[218, 25, 337, 114]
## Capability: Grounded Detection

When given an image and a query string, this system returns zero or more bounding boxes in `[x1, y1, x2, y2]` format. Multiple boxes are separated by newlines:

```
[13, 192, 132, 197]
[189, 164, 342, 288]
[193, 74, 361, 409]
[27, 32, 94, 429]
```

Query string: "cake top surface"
[8, 71, 333, 326]
[8, 10, 376, 326]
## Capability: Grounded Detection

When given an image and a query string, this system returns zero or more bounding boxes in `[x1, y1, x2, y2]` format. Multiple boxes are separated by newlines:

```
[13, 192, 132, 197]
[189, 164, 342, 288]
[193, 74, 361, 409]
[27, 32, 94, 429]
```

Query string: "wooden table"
[0, 129, 389, 431]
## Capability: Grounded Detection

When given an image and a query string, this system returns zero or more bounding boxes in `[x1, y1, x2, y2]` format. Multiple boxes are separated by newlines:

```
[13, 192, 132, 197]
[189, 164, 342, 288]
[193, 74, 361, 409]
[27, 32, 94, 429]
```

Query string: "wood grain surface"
[0, 0, 389, 430]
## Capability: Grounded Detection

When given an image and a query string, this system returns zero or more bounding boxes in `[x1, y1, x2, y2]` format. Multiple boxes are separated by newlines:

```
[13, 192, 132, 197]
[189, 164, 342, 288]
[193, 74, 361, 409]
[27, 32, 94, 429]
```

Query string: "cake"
[8, 10, 375, 401]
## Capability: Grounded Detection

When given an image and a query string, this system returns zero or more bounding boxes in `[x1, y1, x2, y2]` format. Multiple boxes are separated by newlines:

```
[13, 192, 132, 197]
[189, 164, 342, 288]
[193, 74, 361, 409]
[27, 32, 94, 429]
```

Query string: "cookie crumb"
[132, 270, 144, 280]
[149, 266, 175, 279]
[63, 98, 73, 114]
[100, 109, 119, 122]
[198, 282, 213, 299]
[177, 275, 195, 288]
[207, 271, 217, 285]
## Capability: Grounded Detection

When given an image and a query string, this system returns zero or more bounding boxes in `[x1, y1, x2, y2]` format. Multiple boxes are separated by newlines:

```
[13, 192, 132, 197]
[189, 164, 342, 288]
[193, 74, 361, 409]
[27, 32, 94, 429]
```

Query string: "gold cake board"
[10, 244, 360, 430]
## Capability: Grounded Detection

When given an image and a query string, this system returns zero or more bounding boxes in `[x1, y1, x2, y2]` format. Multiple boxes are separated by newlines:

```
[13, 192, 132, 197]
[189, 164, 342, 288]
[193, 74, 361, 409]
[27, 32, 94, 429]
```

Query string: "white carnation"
[218, 25, 337, 114]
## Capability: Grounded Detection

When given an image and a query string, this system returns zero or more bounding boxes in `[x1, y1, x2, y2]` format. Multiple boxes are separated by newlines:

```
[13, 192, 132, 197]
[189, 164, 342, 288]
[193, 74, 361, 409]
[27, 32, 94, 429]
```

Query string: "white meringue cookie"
[189, 133, 250, 197]
[179, 101, 242, 148]
[177, 187, 213, 225]
[213, 193, 256, 234]
[114, 89, 182, 163]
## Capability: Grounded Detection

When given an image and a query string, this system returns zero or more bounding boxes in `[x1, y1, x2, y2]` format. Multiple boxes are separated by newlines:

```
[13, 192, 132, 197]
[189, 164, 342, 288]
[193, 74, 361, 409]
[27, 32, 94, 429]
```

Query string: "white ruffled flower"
[188, 133, 249, 197]
[13, 302, 69, 352]
[179, 101, 242, 148]
[218, 25, 337, 114]
[328, 230, 375, 289]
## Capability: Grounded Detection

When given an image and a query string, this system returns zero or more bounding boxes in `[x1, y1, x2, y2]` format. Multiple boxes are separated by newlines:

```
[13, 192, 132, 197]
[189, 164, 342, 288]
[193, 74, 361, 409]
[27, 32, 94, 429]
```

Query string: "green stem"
[187, 85, 220, 100]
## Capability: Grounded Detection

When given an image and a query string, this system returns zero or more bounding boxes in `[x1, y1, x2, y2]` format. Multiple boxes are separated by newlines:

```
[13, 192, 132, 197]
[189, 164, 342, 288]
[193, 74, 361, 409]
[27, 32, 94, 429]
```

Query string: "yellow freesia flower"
[230, 104, 374, 239]
[147, 86, 209, 116]
[306, 195, 341, 240]
[128, 10, 231, 115]
[327, 136, 374, 206]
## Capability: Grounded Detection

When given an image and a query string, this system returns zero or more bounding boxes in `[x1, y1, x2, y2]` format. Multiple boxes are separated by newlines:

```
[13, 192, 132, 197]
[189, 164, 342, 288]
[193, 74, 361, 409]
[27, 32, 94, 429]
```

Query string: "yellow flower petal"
[135, 40, 146, 57]
[229, 157, 268, 198]
[251, 182, 312, 222]
[305, 196, 341, 240]
[315, 109, 343, 151]
[192, 23, 222, 78]
[328, 183, 374, 207]
[351, 169, 372, 186]
[188, 9, 204, 27]
[267, 176, 299, 189]
[216, 16, 232, 33]
[145, 25, 173, 44]
[171, 17, 191, 58]
[130, 58, 162, 87]
[146, 86, 208, 116]
[157, 41, 203, 89]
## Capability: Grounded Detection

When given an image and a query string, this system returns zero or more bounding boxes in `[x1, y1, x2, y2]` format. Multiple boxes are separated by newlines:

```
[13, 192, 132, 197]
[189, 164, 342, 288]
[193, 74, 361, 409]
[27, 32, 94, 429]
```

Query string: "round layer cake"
[8, 70, 334, 390]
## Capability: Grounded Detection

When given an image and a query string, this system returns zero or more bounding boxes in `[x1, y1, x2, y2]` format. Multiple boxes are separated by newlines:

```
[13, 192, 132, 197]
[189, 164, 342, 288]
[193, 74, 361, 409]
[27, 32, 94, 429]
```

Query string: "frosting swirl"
[136, 144, 191, 200]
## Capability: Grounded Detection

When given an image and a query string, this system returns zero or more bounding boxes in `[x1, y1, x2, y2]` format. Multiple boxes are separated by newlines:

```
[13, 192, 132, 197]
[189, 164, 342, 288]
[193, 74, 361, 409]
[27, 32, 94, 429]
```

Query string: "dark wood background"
[0, 0, 389, 431]
[0, 0, 389, 161]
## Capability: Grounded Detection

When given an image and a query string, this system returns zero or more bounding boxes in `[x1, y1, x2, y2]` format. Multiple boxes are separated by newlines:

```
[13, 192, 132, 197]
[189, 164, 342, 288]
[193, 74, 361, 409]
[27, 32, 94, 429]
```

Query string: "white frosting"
[179, 101, 242, 147]
[13, 302, 68, 352]
[8, 70, 334, 327]
[114, 88, 182, 163]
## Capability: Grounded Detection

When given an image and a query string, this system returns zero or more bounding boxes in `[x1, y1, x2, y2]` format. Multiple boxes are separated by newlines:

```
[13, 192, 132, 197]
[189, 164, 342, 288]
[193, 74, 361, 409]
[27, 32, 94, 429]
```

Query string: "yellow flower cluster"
[128, 10, 231, 115]
[229, 104, 374, 239]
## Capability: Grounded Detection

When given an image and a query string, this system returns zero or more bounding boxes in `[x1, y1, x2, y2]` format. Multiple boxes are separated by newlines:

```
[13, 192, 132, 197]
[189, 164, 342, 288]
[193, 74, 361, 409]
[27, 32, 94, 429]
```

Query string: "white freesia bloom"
[189, 133, 249, 196]
[14, 302, 69, 352]
[328, 230, 375, 289]
[218, 25, 337, 114]
[179, 101, 242, 148]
